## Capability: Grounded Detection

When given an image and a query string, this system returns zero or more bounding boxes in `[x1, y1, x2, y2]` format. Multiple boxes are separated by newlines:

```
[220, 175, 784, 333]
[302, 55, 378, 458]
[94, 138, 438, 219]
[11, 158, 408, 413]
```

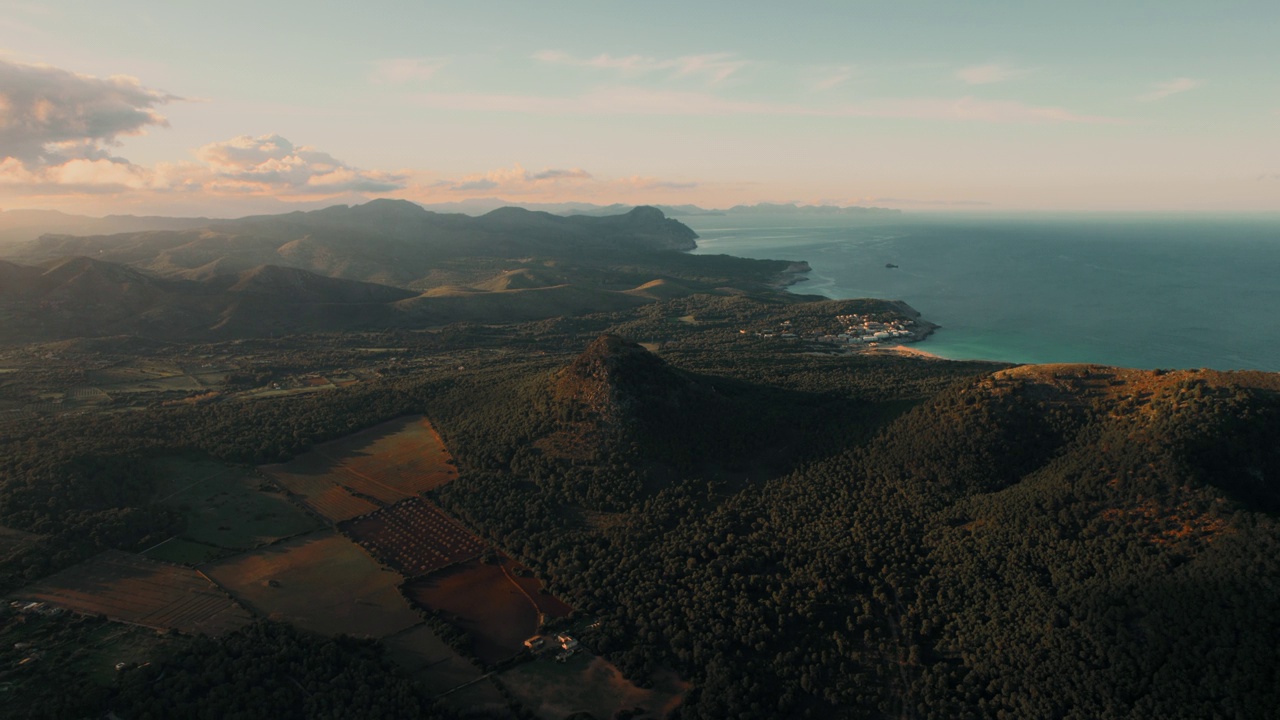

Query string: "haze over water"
[686, 215, 1280, 372]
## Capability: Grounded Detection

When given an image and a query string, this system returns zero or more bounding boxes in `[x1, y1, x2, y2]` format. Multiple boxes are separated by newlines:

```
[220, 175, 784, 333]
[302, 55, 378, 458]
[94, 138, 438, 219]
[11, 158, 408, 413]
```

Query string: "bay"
[685, 214, 1280, 372]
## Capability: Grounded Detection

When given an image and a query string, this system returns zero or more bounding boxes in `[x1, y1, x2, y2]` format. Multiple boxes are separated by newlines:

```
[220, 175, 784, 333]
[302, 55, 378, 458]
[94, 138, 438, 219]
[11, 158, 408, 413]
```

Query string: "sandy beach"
[864, 343, 946, 360]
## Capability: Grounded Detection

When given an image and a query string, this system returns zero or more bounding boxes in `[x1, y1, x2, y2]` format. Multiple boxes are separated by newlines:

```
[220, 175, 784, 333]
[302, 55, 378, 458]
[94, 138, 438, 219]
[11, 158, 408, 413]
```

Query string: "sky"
[1, 0, 1277, 216]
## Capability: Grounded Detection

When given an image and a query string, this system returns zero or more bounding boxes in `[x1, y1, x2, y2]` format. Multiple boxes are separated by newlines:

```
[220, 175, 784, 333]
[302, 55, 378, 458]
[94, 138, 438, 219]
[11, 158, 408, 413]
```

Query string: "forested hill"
[426, 352, 1280, 718]
[3, 310, 1278, 716]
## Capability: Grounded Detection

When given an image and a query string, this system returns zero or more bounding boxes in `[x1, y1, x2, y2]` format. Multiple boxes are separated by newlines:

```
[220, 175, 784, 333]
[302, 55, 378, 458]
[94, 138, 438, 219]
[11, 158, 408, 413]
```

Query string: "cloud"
[421, 163, 695, 200]
[452, 179, 497, 191]
[1, 132, 408, 198]
[1258, 173, 1280, 181]
[192, 134, 407, 194]
[0, 57, 178, 167]
[619, 177, 698, 191]
[955, 63, 1023, 85]
[808, 66, 855, 92]
[370, 57, 448, 85]
[533, 50, 748, 85]
[415, 87, 1124, 124]
[430, 163, 593, 194]
[1137, 77, 1204, 101]
[530, 168, 592, 181]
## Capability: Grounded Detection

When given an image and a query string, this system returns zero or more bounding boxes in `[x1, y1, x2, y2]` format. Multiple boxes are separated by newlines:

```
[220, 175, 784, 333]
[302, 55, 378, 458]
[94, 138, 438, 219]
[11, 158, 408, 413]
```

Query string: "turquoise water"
[685, 215, 1280, 371]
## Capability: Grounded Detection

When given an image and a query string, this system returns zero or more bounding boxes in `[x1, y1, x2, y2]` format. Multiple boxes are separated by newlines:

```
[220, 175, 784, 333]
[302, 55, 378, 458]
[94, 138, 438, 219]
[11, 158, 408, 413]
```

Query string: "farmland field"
[382, 623, 491, 697]
[404, 556, 570, 664]
[329, 415, 457, 493]
[84, 364, 208, 394]
[11, 550, 253, 636]
[203, 530, 420, 638]
[153, 457, 322, 550]
[498, 653, 689, 720]
[260, 415, 457, 514]
[262, 460, 381, 522]
[143, 537, 235, 565]
[342, 499, 486, 577]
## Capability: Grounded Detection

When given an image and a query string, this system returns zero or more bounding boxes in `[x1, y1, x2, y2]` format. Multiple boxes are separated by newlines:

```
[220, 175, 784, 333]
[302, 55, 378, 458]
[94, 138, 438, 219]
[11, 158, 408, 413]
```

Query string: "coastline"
[865, 343, 946, 360]
[767, 261, 814, 290]
[768, 258, 954, 361]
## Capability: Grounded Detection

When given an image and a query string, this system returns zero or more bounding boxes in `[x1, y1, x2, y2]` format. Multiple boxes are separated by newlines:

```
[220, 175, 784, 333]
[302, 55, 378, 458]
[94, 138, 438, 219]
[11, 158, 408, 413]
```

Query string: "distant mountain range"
[416, 198, 904, 218]
[2, 200, 697, 288]
[0, 200, 802, 344]
[0, 200, 903, 248]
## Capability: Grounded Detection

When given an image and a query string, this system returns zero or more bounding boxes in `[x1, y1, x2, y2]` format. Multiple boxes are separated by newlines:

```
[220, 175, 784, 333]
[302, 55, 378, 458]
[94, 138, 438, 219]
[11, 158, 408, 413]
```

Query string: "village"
[744, 312, 928, 348]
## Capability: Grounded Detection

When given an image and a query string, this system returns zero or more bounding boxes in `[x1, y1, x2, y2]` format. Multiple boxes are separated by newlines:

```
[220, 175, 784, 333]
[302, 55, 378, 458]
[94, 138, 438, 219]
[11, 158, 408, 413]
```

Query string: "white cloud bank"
[192, 134, 406, 194]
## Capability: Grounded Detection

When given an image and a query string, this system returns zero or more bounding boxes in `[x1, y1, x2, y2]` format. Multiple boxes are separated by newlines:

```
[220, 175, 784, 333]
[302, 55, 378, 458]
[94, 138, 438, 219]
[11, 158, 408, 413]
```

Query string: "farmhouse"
[556, 633, 579, 651]
[523, 635, 546, 651]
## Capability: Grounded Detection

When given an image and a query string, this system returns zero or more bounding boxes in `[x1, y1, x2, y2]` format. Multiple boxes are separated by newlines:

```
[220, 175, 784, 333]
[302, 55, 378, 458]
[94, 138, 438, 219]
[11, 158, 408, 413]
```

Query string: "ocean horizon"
[685, 214, 1280, 372]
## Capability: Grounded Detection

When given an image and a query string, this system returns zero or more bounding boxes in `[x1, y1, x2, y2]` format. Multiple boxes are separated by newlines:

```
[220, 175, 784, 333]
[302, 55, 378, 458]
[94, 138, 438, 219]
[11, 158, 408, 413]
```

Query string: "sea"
[684, 214, 1280, 372]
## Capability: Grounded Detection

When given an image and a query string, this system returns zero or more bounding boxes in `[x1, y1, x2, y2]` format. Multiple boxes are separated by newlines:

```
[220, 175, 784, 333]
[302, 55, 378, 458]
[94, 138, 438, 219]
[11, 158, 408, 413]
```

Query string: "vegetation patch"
[203, 530, 420, 638]
[11, 550, 253, 636]
[497, 653, 689, 720]
[381, 623, 490, 697]
[0, 524, 42, 563]
[0, 613, 177, 712]
[152, 457, 322, 551]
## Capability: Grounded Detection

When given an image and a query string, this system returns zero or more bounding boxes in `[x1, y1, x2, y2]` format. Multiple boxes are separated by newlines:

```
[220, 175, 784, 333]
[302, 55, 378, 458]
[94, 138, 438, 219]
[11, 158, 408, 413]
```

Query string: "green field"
[153, 457, 322, 552]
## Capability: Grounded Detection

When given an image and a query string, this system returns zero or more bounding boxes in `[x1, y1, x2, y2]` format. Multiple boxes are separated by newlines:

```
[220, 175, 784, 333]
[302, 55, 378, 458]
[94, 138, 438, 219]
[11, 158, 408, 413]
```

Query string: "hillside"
[3, 201, 700, 287]
[0, 209, 212, 246]
[0, 201, 813, 345]
[423, 350, 1280, 719]
[0, 257, 415, 342]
